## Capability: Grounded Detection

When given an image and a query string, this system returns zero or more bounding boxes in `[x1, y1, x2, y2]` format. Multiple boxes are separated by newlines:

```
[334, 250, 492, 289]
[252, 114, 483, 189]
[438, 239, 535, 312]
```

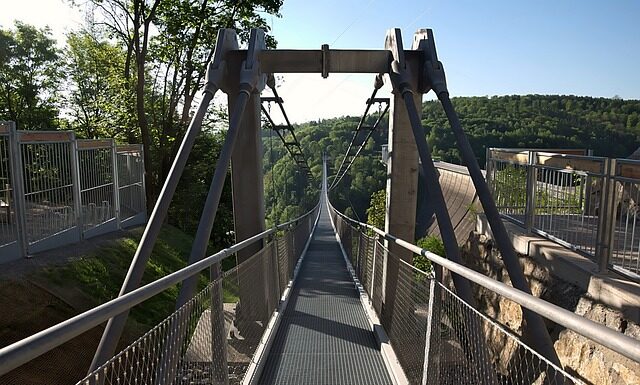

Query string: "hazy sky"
[2, 0, 639, 123]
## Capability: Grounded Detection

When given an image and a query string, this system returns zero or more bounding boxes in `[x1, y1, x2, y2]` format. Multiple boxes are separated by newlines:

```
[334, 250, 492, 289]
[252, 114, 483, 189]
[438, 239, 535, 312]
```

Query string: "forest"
[2, 11, 640, 248]
[271, 94, 640, 228]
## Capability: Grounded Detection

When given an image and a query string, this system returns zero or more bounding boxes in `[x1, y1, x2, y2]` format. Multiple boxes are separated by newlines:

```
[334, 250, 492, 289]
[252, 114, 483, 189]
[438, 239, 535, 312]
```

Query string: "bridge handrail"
[0, 201, 320, 376]
[327, 200, 640, 363]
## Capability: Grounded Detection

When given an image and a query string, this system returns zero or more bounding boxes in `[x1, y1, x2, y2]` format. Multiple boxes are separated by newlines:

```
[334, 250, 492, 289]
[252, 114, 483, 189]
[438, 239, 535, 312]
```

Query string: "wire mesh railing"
[73, 204, 319, 385]
[0, 122, 145, 262]
[487, 148, 640, 280]
[328, 203, 628, 385]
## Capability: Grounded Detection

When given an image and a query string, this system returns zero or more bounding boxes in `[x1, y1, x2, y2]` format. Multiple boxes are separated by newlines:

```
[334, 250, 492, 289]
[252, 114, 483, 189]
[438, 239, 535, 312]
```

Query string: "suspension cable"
[329, 98, 389, 190]
[261, 85, 312, 178]
[328, 75, 385, 190]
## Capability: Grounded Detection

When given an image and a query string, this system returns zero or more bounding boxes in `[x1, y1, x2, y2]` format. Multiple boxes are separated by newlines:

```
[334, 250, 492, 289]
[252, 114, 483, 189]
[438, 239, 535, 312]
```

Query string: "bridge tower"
[381, 29, 422, 328]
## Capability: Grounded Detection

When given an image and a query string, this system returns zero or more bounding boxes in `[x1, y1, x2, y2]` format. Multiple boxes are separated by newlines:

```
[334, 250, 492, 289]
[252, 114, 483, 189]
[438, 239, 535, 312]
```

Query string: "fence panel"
[531, 152, 606, 259]
[488, 148, 640, 280]
[116, 145, 146, 227]
[487, 149, 528, 224]
[75, 208, 318, 385]
[0, 122, 146, 263]
[611, 159, 640, 278]
[18, 132, 81, 254]
[77, 140, 118, 238]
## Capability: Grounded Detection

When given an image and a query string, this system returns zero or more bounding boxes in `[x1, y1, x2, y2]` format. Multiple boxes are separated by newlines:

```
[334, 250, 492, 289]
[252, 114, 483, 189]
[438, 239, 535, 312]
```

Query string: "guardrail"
[0, 202, 320, 384]
[0, 121, 146, 263]
[328, 200, 640, 385]
[487, 148, 640, 280]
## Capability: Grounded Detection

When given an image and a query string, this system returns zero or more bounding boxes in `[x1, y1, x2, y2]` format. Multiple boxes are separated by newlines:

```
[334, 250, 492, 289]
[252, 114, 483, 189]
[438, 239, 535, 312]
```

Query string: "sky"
[1, 0, 639, 123]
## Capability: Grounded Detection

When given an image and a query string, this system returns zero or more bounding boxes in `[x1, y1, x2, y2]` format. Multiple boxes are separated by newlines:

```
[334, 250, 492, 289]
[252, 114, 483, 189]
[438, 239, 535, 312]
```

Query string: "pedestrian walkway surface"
[258, 202, 393, 385]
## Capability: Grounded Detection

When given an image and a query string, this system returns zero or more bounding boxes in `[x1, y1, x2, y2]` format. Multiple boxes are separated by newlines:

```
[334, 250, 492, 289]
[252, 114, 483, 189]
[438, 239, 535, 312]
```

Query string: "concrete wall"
[422, 161, 481, 245]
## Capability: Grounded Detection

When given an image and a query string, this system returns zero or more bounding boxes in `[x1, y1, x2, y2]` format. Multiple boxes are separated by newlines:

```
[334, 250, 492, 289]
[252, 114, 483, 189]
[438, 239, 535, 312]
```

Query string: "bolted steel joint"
[424, 59, 448, 96]
[204, 60, 227, 96]
[389, 60, 413, 95]
[239, 60, 262, 95]
[374, 73, 384, 90]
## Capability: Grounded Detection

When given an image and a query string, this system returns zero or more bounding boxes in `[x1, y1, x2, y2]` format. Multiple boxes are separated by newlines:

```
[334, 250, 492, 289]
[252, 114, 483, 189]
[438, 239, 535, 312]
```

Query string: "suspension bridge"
[0, 27, 639, 385]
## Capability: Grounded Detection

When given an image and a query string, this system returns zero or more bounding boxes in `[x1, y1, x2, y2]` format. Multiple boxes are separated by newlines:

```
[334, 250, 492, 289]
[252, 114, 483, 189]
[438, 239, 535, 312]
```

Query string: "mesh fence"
[331, 210, 581, 385]
[75, 207, 318, 385]
[433, 285, 580, 385]
[0, 127, 145, 261]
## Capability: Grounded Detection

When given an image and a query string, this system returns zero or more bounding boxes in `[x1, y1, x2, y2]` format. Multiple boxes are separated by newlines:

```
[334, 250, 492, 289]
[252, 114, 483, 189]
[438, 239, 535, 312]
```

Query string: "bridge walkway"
[258, 201, 392, 385]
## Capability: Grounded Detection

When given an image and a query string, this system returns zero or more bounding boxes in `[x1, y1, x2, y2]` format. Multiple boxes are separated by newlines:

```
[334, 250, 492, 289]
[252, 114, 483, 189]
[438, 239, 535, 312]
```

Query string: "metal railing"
[0, 202, 319, 385]
[0, 121, 146, 263]
[328, 201, 640, 385]
[487, 148, 640, 280]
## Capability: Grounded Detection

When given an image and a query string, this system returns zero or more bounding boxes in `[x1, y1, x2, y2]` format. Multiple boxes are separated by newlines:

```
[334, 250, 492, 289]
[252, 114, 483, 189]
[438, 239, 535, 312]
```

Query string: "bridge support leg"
[381, 29, 421, 333]
[228, 30, 270, 336]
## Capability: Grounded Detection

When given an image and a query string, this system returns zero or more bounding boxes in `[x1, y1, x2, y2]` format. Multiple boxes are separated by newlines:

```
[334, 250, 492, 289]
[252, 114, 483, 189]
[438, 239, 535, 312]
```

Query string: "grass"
[37, 224, 233, 332]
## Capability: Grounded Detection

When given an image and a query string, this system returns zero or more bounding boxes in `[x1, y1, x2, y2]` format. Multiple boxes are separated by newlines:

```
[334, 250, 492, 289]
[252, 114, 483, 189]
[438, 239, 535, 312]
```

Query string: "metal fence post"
[524, 151, 537, 232]
[596, 158, 617, 272]
[138, 144, 147, 221]
[583, 149, 594, 214]
[7, 122, 28, 258]
[210, 262, 229, 385]
[485, 147, 492, 189]
[370, 235, 377, 301]
[272, 232, 281, 299]
[111, 141, 121, 229]
[70, 134, 84, 238]
[421, 278, 440, 385]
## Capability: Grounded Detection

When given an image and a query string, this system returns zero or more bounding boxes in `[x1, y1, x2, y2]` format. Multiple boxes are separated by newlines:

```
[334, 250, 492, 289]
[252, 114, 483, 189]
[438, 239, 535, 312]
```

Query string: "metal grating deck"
[258, 204, 393, 385]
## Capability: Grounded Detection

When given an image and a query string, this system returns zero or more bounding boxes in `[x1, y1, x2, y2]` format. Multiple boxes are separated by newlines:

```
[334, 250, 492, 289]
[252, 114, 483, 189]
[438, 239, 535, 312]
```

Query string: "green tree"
[0, 21, 62, 129]
[65, 30, 132, 139]
[366, 189, 386, 229]
[79, 0, 283, 211]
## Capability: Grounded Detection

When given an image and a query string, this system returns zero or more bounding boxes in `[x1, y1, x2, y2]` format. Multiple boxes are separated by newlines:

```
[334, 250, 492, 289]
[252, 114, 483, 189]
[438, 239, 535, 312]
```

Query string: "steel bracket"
[413, 29, 448, 95]
[204, 29, 239, 95]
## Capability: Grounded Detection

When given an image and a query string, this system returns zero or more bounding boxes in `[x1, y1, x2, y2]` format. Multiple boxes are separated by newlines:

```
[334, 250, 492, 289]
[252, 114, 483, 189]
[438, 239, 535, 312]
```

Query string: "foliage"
[37, 224, 225, 329]
[493, 165, 528, 211]
[366, 189, 386, 229]
[0, 22, 62, 130]
[168, 129, 234, 248]
[415, 235, 444, 273]
[424, 95, 640, 164]
[263, 112, 387, 225]
[65, 30, 133, 139]
[493, 165, 584, 215]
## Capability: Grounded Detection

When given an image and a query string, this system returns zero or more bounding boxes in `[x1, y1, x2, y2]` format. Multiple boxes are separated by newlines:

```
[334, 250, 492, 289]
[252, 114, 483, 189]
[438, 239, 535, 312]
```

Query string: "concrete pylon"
[381, 28, 422, 331]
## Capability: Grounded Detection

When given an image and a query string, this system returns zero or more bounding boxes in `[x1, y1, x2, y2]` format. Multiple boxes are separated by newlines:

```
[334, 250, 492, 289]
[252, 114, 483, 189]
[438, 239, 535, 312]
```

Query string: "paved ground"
[259, 202, 392, 385]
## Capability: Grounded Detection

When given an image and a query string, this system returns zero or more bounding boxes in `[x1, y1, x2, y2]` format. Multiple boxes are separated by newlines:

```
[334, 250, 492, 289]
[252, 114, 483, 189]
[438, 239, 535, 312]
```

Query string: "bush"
[414, 235, 445, 273]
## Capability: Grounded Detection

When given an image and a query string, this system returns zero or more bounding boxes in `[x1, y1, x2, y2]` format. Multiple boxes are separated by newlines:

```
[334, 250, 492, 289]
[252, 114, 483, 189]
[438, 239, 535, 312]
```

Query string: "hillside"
[424, 95, 640, 164]
[263, 94, 640, 224]
[0, 225, 218, 385]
